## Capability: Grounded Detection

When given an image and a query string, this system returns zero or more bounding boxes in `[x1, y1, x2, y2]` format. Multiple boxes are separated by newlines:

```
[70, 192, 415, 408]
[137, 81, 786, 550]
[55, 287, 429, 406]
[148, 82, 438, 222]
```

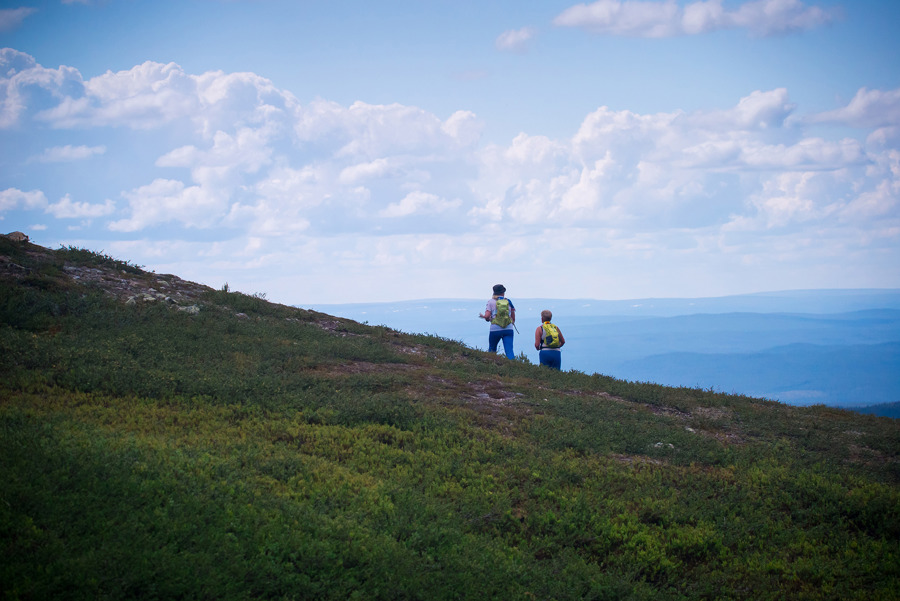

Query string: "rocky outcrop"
[1, 235, 212, 314]
[61, 264, 212, 309]
[3, 231, 29, 243]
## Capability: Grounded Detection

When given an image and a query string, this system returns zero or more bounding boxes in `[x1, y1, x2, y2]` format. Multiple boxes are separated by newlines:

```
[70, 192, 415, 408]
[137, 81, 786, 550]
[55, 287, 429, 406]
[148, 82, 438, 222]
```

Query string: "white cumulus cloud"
[806, 87, 900, 129]
[41, 61, 201, 129]
[0, 8, 36, 33]
[0, 187, 48, 212]
[46, 194, 115, 219]
[339, 158, 397, 184]
[380, 190, 461, 218]
[495, 27, 537, 52]
[35, 144, 107, 162]
[109, 178, 227, 232]
[554, 0, 835, 38]
[0, 48, 84, 129]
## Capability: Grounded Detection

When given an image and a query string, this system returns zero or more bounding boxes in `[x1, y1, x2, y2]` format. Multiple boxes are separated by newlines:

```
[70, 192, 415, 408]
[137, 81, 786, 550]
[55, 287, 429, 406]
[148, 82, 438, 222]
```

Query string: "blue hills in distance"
[307, 289, 900, 416]
[615, 340, 900, 406]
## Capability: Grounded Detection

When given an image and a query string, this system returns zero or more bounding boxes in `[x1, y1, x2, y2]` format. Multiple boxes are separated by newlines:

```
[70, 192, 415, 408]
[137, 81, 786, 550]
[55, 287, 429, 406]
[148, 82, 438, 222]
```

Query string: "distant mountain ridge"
[617, 341, 900, 409]
[311, 289, 900, 319]
[850, 401, 900, 419]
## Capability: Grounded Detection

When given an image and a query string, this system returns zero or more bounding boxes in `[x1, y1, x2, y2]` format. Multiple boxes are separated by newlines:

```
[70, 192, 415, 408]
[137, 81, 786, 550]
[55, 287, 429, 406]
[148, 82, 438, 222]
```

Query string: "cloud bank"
[1, 47, 897, 301]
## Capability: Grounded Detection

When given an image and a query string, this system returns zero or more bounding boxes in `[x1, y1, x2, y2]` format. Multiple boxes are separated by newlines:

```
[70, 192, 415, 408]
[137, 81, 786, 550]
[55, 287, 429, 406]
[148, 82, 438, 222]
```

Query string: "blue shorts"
[539, 349, 561, 370]
[489, 329, 514, 359]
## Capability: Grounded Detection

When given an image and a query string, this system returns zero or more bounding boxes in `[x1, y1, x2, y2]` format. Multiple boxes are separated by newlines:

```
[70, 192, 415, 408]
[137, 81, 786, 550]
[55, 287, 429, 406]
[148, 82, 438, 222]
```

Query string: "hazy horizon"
[309, 288, 900, 409]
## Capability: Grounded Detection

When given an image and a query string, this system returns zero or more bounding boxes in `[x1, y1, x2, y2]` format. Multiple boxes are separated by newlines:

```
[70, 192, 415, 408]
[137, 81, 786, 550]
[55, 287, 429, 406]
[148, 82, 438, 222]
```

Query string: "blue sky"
[1, 0, 898, 303]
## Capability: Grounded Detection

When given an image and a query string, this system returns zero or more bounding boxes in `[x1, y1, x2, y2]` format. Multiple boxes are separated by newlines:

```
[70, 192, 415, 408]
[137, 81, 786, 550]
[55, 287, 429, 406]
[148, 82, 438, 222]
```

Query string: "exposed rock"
[4, 231, 29, 243]
[126, 294, 159, 304]
[61, 263, 213, 305]
[1, 259, 28, 275]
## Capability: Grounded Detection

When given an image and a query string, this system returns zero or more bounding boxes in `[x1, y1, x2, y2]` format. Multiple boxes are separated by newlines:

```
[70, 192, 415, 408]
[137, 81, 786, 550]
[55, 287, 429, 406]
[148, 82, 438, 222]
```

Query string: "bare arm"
[480, 302, 492, 321]
[534, 326, 542, 350]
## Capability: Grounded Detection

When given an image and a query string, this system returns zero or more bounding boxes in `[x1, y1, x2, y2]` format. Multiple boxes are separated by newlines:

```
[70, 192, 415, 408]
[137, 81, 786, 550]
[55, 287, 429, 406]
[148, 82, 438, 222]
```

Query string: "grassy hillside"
[2, 236, 898, 601]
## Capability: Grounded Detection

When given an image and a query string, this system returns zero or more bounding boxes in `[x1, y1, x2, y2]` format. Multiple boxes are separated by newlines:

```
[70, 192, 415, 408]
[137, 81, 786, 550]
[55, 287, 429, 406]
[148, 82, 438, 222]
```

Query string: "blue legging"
[489, 329, 515, 359]
[539, 349, 562, 370]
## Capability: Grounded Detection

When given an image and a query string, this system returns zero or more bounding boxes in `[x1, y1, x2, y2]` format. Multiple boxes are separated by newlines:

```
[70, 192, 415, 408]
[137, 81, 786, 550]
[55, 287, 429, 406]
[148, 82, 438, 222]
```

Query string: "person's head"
[541, 310, 552, 322]
[492, 284, 506, 296]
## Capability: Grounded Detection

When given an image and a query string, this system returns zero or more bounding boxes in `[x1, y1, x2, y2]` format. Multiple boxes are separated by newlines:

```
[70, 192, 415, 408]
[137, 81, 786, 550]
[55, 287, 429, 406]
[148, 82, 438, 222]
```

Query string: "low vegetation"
[2, 236, 898, 600]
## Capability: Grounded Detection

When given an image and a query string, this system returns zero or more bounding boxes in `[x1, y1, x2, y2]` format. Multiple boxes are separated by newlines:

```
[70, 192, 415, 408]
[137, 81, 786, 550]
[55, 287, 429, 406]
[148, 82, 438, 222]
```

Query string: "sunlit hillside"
[2, 235, 898, 601]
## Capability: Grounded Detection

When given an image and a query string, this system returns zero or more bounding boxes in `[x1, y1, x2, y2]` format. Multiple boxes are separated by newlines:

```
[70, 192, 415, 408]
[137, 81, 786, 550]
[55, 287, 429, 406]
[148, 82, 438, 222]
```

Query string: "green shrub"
[2, 243, 899, 600]
[57, 245, 144, 274]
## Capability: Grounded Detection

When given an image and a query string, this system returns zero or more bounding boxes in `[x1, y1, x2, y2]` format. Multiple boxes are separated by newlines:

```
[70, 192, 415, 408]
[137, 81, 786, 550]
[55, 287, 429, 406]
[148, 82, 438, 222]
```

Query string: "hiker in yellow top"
[479, 284, 516, 359]
[535, 310, 565, 370]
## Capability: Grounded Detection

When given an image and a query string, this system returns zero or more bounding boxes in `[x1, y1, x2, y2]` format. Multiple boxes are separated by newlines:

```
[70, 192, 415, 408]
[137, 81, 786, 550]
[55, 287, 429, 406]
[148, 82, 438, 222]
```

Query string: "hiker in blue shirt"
[480, 284, 516, 359]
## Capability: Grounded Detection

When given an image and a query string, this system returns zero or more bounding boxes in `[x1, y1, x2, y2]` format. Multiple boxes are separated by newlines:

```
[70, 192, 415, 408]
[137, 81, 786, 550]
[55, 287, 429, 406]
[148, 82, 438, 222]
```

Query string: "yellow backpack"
[491, 298, 512, 328]
[541, 322, 561, 348]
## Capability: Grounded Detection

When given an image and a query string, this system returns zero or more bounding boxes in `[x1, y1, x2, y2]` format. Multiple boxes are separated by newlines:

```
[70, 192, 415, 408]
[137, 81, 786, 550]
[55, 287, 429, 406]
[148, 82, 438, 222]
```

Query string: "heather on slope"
[2, 237, 898, 600]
